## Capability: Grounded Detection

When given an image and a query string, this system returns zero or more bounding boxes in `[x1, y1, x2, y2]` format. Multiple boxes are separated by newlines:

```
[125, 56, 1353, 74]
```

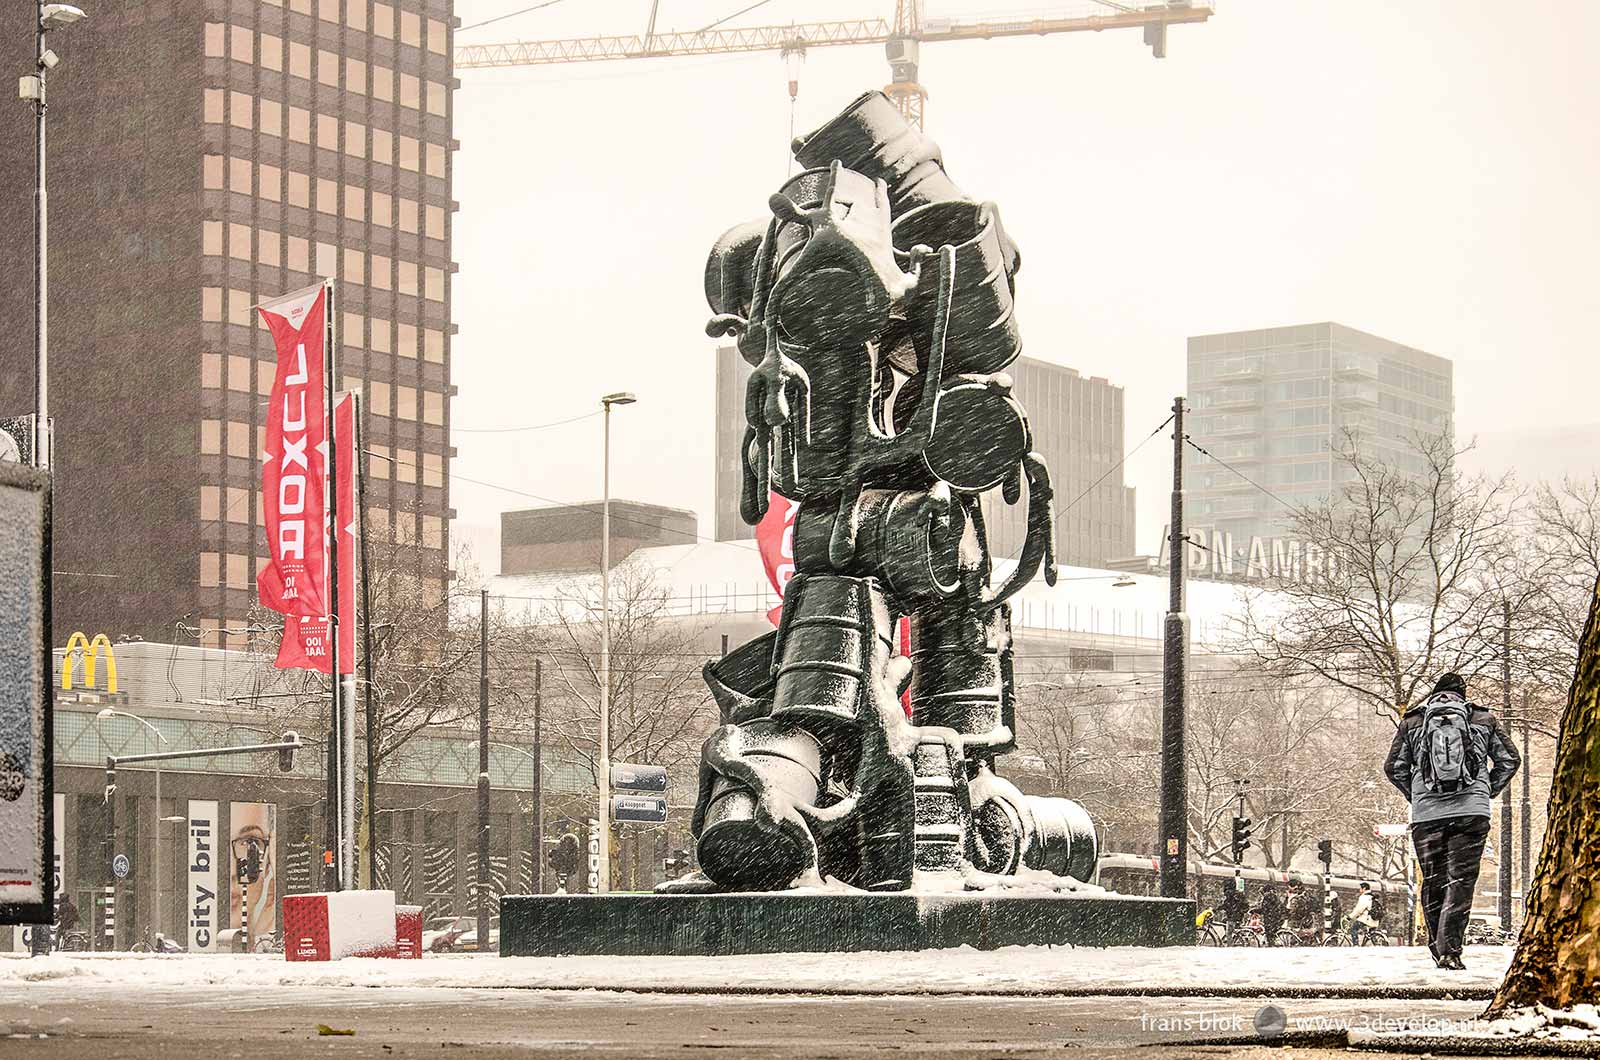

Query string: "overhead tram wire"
[458, 0, 568, 34]
[367, 448, 764, 555]
[452, 410, 601, 434]
[1184, 436, 1298, 512]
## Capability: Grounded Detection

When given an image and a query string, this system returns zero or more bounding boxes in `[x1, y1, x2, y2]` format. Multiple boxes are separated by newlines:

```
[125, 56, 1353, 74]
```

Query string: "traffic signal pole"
[1319, 839, 1334, 937]
[103, 758, 116, 951]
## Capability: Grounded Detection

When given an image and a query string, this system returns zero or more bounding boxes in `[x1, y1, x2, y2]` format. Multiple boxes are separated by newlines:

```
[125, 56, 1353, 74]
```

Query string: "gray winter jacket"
[1383, 692, 1521, 826]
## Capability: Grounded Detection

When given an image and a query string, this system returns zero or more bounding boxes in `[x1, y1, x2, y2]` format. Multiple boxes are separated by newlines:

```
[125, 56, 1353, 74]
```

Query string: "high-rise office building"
[712, 347, 1135, 566]
[0, 0, 457, 645]
[1187, 322, 1454, 544]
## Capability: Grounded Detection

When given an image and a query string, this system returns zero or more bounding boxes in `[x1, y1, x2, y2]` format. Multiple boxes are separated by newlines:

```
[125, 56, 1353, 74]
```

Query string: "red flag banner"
[752, 491, 912, 715]
[256, 283, 330, 619]
[275, 392, 356, 674]
[752, 491, 800, 627]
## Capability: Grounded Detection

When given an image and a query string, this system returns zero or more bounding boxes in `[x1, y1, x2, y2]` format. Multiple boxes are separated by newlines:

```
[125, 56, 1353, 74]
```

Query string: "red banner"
[753, 491, 801, 627]
[753, 491, 911, 715]
[256, 284, 330, 619]
[275, 392, 356, 674]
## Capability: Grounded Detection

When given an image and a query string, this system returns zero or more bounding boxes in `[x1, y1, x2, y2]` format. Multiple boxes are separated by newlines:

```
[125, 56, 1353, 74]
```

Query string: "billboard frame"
[0, 461, 52, 926]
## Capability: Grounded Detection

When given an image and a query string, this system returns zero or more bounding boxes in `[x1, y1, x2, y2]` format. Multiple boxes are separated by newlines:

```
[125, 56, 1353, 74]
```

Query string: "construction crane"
[455, 1, 1215, 128]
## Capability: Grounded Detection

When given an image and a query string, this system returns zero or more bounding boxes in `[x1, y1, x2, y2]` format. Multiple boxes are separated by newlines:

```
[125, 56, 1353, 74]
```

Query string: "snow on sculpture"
[665, 90, 1097, 894]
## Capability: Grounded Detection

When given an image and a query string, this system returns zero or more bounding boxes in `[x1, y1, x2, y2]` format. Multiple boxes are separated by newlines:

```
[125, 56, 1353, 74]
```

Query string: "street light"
[20, 1, 87, 468]
[94, 707, 167, 940]
[596, 390, 636, 893]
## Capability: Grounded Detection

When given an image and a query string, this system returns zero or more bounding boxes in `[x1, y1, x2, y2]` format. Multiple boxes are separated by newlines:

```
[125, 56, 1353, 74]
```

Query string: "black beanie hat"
[1433, 672, 1467, 696]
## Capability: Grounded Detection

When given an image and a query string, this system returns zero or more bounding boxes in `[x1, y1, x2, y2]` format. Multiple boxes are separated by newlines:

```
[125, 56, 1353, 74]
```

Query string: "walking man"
[1384, 672, 1521, 969]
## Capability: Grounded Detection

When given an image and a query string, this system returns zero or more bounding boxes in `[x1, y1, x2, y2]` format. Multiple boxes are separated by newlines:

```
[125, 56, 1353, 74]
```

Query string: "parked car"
[454, 916, 500, 952]
[421, 915, 475, 953]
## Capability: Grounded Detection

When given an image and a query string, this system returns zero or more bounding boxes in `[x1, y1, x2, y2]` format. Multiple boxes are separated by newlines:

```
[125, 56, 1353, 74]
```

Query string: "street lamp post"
[95, 708, 166, 943]
[596, 391, 636, 893]
[21, 2, 88, 468]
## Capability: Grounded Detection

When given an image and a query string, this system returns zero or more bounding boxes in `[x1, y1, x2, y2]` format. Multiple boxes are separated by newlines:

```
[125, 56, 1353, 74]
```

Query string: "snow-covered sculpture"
[668, 91, 1096, 894]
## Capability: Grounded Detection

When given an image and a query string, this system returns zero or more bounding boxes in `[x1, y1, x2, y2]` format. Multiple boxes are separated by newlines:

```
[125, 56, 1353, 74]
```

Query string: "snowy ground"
[0, 944, 1512, 997]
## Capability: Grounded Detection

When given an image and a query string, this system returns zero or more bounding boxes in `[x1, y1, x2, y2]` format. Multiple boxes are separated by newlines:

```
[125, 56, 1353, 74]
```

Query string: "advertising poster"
[0, 463, 50, 925]
[229, 802, 278, 947]
[187, 800, 219, 952]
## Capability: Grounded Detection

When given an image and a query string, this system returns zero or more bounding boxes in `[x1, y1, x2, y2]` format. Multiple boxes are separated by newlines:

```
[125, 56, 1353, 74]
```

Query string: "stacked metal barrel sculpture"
[671, 91, 1097, 894]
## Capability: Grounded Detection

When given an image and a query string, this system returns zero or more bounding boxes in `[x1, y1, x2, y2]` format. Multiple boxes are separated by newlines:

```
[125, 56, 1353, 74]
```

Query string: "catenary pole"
[1499, 597, 1512, 927]
[477, 588, 491, 949]
[1158, 396, 1188, 899]
[1519, 690, 1531, 926]
[532, 657, 543, 895]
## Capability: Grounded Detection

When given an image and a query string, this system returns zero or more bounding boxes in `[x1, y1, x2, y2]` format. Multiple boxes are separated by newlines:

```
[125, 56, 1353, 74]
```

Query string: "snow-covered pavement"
[0, 944, 1512, 997]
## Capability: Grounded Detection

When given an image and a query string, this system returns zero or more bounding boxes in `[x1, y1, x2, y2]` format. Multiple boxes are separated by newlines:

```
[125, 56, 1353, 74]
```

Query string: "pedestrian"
[1384, 671, 1521, 970]
[1349, 882, 1380, 945]
[1221, 880, 1248, 931]
[1259, 885, 1285, 945]
[55, 893, 79, 948]
[1288, 882, 1314, 930]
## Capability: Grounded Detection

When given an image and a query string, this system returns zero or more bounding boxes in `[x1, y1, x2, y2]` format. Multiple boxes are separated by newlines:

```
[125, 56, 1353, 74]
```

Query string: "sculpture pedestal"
[499, 891, 1195, 957]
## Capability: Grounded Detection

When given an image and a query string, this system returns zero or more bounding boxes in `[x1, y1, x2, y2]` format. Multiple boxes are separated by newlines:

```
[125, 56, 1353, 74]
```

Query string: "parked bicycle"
[129, 928, 183, 954]
[1322, 925, 1391, 947]
[55, 930, 90, 952]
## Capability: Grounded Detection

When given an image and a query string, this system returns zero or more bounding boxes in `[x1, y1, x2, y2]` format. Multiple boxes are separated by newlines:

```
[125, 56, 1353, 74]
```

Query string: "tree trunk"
[1486, 579, 1600, 1015]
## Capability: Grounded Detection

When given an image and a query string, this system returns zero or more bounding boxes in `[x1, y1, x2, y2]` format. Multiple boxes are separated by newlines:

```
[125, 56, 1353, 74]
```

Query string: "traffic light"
[1317, 838, 1333, 867]
[239, 840, 262, 884]
[1230, 815, 1253, 862]
[548, 833, 579, 879]
[279, 730, 299, 772]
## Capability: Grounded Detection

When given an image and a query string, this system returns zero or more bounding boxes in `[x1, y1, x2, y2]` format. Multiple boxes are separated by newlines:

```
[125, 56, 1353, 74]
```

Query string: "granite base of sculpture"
[502, 91, 1193, 956]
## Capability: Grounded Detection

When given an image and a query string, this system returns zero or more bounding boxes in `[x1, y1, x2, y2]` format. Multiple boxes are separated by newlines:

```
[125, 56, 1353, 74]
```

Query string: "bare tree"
[1181, 669, 1384, 870]
[1507, 475, 1600, 735]
[1236, 429, 1522, 719]
[516, 560, 716, 790]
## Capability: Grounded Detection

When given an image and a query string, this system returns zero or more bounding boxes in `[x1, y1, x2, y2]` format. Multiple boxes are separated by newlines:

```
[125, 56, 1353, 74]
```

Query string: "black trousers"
[1411, 815, 1491, 959]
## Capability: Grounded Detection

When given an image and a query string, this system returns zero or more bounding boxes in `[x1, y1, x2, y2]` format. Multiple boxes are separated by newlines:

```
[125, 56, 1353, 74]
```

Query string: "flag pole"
[324, 278, 344, 891]
[340, 396, 358, 893]
[357, 393, 378, 890]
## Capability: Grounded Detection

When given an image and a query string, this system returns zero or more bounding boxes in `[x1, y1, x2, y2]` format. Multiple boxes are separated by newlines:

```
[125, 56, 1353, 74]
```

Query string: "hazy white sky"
[448, 0, 1600, 575]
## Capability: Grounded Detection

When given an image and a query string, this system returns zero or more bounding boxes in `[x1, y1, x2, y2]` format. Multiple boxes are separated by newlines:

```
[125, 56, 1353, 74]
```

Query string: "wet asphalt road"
[0, 983, 1493, 1058]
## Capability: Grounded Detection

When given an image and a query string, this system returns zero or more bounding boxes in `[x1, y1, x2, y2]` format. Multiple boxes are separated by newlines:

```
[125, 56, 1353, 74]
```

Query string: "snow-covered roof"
[486, 540, 1266, 650]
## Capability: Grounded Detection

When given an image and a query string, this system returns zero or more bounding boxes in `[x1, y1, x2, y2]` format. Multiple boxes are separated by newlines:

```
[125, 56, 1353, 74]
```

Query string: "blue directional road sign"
[610, 795, 668, 825]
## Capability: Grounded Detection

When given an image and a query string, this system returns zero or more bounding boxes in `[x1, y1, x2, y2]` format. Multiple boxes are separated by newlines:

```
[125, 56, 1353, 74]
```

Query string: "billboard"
[188, 800, 219, 952]
[229, 802, 279, 948]
[0, 462, 51, 925]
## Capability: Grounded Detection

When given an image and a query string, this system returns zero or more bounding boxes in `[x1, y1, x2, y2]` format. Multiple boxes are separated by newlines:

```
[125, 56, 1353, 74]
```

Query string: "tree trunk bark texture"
[1487, 579, 1600, 1015]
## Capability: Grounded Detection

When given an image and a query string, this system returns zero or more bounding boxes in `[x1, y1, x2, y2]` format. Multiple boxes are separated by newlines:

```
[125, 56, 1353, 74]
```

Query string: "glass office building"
[1186, 322, 1453, 546]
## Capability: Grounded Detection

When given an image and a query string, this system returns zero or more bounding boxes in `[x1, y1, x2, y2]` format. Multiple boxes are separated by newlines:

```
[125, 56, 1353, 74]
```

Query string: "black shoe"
[1440, 954, 1465, 970]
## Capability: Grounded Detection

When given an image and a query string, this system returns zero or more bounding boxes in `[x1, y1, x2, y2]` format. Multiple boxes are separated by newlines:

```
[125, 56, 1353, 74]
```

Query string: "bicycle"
[253, 931, 284, 954]
[129, 927, 183, 954]
[1217, 922, 1265, 946]
[1322, 925, 1390, 947]
[54, 929, 90, 952]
